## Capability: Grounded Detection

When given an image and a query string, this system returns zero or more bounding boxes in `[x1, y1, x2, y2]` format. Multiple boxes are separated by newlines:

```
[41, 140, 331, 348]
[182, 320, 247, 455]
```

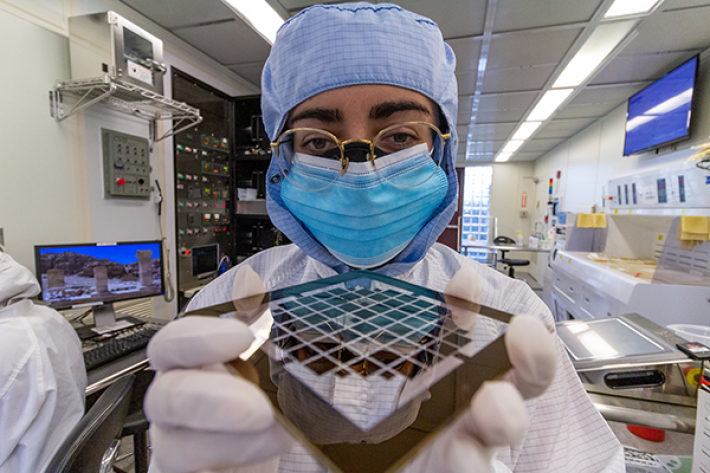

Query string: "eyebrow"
[289, 108, 344, 125]
[369, 101, 432, 120]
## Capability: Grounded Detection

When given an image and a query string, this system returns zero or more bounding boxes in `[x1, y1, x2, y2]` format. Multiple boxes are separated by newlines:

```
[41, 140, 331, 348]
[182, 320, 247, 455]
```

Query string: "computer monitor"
[192, 244, 219, 279]
[34, 240, 164, 329]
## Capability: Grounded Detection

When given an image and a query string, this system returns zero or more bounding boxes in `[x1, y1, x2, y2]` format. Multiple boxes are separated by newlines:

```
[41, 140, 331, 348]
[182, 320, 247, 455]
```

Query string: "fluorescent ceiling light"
[495, 152, 512, 162]
[222, 0, 284, 44]
[512, 122, 542, 141]
[527, 89, 574, 121]
[553, 20, 636, 88]
[605, 0, 660, 18]
[502, 140, 524, 153]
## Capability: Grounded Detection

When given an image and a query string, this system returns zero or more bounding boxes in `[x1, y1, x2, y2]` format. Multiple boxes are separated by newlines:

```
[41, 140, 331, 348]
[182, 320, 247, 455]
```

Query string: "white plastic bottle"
[516, 231, 524, 246]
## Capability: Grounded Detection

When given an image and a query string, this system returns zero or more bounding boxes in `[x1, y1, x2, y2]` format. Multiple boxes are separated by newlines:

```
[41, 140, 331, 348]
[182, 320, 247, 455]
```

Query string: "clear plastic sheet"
[184, 270, 514, 473]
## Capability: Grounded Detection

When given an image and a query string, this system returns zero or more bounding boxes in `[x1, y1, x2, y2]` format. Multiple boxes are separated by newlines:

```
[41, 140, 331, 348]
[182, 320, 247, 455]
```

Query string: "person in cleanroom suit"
[0, 246, 86, 473]
[144, 3, 625, 473]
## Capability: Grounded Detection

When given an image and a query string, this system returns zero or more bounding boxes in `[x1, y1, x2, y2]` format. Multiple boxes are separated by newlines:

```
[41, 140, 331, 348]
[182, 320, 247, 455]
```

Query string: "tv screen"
[624, 56, 698, 156]
[34, 241, 164, 310]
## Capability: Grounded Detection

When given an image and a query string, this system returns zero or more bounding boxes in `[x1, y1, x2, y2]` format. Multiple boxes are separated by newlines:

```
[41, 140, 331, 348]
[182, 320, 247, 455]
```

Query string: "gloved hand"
[144, 265, 293, 473]
[404, 267, 557, 472]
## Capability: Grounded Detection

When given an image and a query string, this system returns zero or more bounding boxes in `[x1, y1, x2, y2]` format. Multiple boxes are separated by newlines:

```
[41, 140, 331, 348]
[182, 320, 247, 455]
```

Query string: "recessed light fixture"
[502, 140, 524, 153]
[222, 0, 284, 44]
[527, 89, 574, 121]
[494, 152, 512, 163]
[605, 0, 660, 18]
[512, 122, 542, 141]
[553, 20, 636, 88]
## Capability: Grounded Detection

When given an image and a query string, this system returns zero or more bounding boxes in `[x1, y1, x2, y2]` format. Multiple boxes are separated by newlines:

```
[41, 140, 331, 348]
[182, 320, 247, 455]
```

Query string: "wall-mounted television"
[623, 55, 699, 156]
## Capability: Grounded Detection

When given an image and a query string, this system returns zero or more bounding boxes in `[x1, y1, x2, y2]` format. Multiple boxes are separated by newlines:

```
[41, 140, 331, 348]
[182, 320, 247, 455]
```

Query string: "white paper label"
[127, 59, 153, 86]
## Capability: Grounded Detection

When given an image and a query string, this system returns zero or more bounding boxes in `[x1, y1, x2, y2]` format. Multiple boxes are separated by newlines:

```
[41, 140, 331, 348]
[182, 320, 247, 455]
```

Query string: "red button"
[117, 178, 125, 186]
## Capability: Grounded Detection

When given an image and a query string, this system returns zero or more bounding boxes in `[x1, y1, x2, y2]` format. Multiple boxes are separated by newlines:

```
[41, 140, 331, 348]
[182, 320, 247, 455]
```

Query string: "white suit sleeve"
[0, 337, 47, 470]
[501, 337, 624, 472]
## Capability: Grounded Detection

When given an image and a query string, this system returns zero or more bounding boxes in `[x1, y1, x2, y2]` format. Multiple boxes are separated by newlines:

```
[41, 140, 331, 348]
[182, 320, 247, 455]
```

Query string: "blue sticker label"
[706, 176, 710, 184]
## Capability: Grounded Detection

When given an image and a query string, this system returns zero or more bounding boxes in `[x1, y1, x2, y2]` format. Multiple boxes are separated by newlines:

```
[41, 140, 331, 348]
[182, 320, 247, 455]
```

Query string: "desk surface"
[462, 244, 551, 253]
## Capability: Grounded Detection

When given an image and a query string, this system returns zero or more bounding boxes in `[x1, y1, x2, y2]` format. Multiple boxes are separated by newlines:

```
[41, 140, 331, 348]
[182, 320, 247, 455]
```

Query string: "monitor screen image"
[192, 244, 218, 278]
[35, 241, 164, 310]
[624, 56, 698, 156]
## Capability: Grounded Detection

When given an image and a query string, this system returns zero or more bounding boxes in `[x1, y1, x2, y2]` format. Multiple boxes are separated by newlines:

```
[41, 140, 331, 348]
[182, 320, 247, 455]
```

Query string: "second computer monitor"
[34, 240, 164, 311]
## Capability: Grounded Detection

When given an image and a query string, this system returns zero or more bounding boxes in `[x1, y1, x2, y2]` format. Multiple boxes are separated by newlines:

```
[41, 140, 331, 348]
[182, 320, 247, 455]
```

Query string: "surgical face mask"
[280, 144, 449, 268]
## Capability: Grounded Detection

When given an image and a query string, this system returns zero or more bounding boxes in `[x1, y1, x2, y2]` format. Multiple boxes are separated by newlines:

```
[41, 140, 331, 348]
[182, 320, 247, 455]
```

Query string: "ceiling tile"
[494, 0, 601, 32]
[519, 138, 565, 153]
[590, 51, 697, 85]
[662, 0, 710, 10]
[474, 109, 527, 123]
[466, 140, 504, 153]
[509, 152, 543, 161]
[572, 84, 649, 104]
[468, 123, 517, 140]
[457, 72, 479, 96]
[487, 28, 581, 69]
[621, 7, 710, 55]
[391, 0, 487, 38]
[554, 102, 619, 119]
[535, 117, 597, 139]
[456, 124, 471, 140]
[120, 0, 234, 28]
[449, 38, 482, 73]
[481, 65, 556, 93]
[172, 20, 272, 65]
[458, 97, 473, 125]
[227, 62, 265, 88]
[477, 91, 538, 112]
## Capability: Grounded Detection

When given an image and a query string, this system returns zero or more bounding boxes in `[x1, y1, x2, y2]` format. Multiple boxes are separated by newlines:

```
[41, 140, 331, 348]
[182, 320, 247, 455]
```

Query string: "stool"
[121, 410, 150, 473]
[498, 257, 530, 278]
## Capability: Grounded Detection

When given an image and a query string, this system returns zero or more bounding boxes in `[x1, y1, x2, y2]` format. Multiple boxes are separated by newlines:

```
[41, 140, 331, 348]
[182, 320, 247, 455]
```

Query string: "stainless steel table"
[461, 243, 551, 254]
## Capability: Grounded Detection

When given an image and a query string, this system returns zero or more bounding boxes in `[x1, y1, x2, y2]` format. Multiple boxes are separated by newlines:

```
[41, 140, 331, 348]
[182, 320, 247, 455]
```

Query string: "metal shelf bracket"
[50, 75, 202, 142]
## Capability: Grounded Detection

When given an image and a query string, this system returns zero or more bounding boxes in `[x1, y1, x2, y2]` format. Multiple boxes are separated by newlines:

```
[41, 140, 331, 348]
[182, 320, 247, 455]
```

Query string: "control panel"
[102, 129, 151, 199]
[609, 160, 710, 211]
[172, 70, 234, 301]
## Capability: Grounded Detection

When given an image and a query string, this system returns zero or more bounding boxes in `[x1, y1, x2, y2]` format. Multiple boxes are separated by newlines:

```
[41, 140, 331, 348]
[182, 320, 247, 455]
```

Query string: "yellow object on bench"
[577, 213, 607, 228]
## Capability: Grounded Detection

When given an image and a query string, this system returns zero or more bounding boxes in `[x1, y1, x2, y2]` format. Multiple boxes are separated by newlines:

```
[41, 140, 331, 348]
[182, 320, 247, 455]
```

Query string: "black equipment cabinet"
[172, 69, 235, 310]
[232, 96, 289, 263]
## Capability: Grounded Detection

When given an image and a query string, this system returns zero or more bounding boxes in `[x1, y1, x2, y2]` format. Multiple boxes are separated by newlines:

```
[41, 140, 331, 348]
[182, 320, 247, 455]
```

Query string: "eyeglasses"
[270, 122, 451, 191]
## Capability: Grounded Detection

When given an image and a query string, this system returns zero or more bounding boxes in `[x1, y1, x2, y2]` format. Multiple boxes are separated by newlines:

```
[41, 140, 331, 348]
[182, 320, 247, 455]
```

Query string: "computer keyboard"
[83, 324, 161, 371]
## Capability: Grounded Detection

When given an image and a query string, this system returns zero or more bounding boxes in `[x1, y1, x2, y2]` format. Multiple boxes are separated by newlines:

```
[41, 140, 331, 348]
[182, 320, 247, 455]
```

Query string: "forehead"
[289, 84, 436, 117]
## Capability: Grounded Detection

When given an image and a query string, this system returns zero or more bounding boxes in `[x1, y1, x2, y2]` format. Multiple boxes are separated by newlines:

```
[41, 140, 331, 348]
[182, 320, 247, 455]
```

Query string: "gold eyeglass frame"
[270, 121, 451, 192]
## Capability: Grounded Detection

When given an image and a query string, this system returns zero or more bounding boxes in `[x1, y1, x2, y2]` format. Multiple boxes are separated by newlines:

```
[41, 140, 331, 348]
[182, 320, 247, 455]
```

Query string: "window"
[460, 166, 493, 264]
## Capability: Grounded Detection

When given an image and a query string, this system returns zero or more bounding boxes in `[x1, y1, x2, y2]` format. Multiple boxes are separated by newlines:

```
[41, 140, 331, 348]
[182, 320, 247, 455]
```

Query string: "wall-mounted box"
[69, 11, 165, 94]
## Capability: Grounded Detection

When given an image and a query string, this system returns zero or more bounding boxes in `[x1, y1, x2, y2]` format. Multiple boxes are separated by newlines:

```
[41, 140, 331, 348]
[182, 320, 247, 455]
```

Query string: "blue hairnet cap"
[262, 2, 460, 275]
[262, 2, 458, 141]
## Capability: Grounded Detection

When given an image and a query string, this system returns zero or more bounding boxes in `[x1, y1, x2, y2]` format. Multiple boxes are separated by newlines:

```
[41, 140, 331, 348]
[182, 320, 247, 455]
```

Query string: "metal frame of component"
[68, 11, 165, 94]
[51, 11, 202, 141]
[557, 314, 698, 433]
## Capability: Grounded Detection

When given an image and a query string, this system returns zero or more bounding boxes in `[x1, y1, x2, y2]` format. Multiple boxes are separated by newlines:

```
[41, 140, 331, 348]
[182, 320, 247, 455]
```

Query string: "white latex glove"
[144, 265, 293, 473]
[404, 267, 557, 473]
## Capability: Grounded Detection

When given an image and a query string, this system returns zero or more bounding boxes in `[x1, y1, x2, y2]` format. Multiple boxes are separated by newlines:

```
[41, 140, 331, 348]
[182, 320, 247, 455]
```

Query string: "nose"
[343, 141, 371, 163]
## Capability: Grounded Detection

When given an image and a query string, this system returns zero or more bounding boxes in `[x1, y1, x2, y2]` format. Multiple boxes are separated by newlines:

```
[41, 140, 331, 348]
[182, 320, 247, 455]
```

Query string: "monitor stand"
[90, 303, 137, 334]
